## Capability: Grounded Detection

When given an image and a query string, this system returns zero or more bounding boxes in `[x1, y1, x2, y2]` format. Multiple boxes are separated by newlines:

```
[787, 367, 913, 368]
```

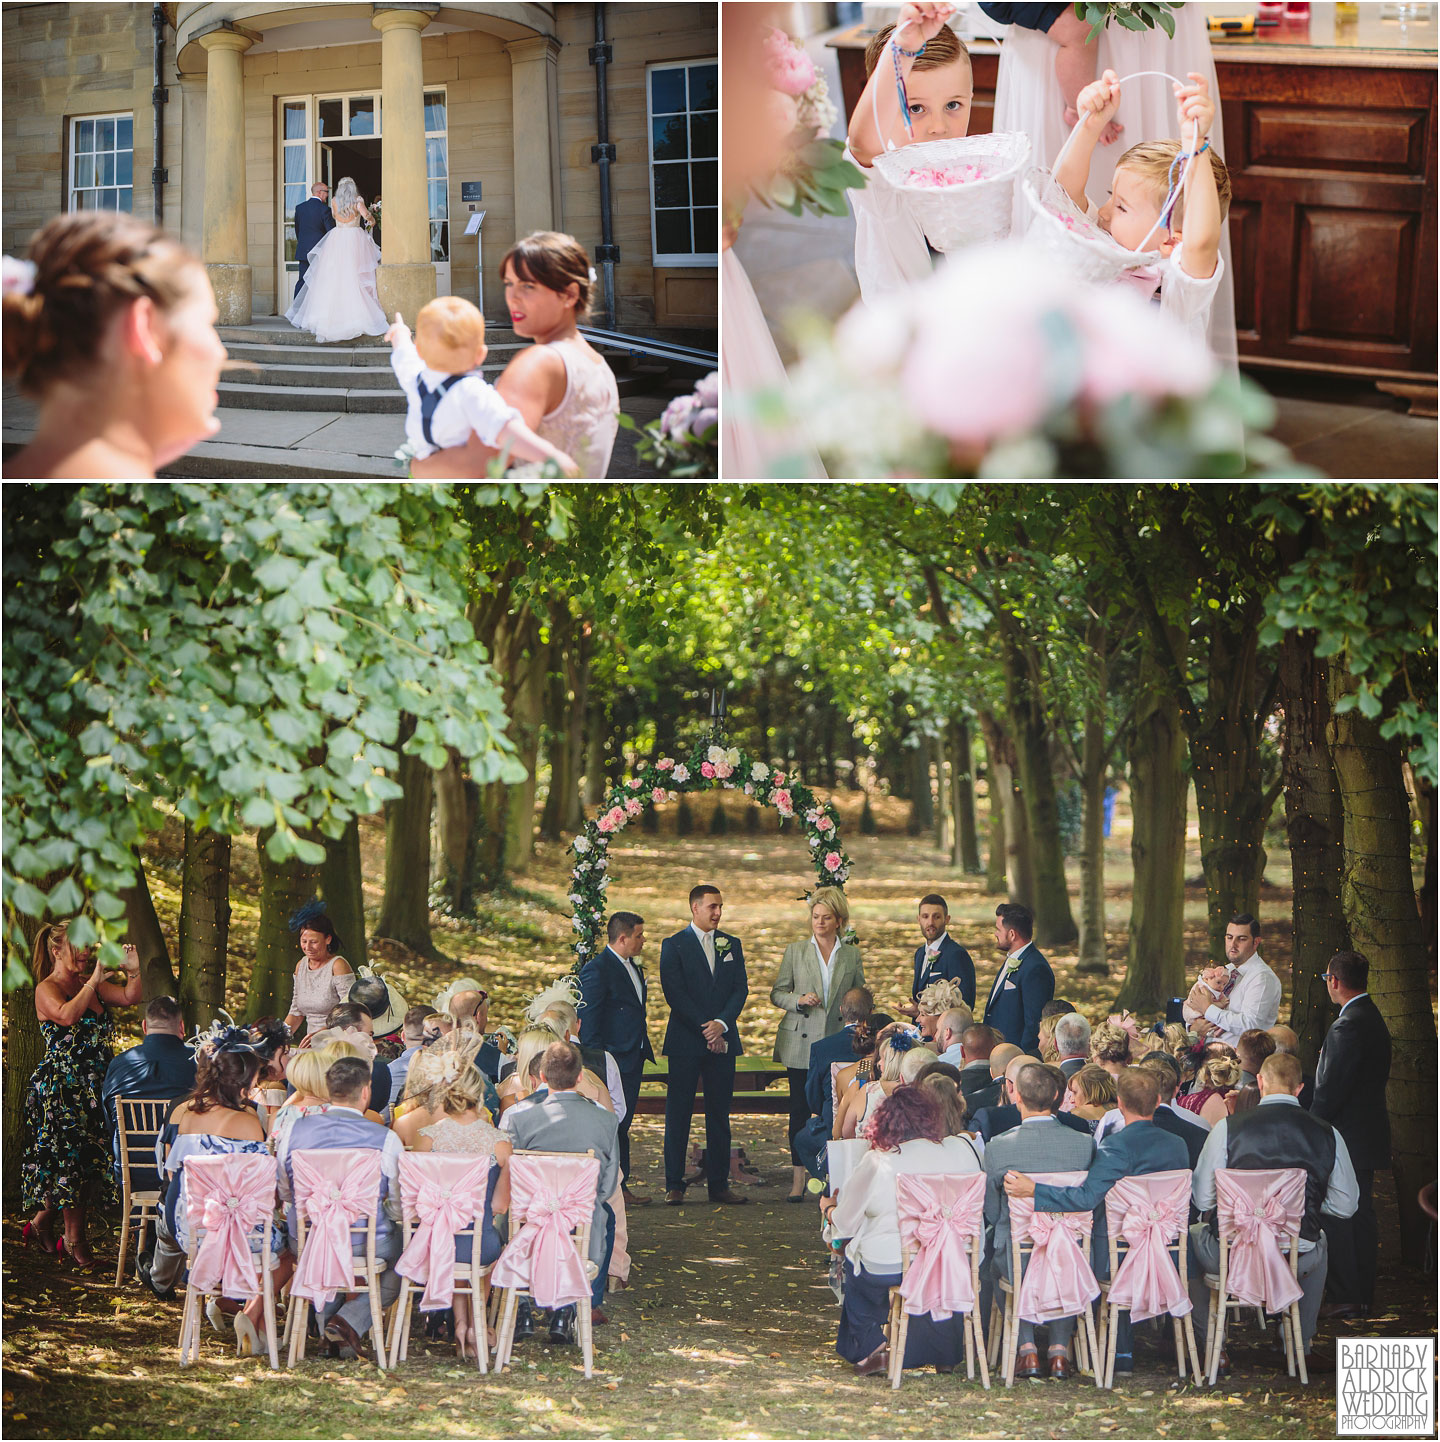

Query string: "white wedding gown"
[285, 212, 388, 343]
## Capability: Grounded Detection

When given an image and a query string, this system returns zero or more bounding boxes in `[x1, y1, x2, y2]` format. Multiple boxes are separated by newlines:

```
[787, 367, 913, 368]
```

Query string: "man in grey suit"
[501, 1041, 620, 1344]
[984, 1063, 1096, 1378]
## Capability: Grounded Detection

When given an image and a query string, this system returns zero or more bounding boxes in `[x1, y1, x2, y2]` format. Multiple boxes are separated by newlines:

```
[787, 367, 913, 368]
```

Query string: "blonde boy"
[386, 296, 577, 473]
[1056, 68, 1231, 346]
[843, 1, 973, 304]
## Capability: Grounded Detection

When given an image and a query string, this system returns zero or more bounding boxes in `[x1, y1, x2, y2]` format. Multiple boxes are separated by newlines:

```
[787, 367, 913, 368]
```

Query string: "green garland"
[1073, 2, 1183, 43]
[567, 727, 854, 971]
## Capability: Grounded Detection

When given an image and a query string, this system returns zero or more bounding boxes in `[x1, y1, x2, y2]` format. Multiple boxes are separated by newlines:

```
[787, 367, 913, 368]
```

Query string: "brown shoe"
[322, 1315, 366, 1360]
[623, 1185, 652, 1207]
[591, 1308, 610, 1326]
[1319, 1300, 1358, 1320]
[855, 1344, 890, 1376]
[1048, 1352, 1073, 1380]
[1015, 1345, 1041, 1379]
[709, 1188, 750, 1205]
[664, 1189, 686, 1205]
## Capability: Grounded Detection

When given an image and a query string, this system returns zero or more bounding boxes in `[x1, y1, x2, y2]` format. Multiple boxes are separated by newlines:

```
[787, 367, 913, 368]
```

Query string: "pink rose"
[771, 788, 794, 816]
[764, 28, 817, 97]
[628, 777, 643, 790]
[772, 774, 786, 788]
[625, 797, 642, 817]
[744, 784, 754, 797]
[652, 787, 667, 804]
[818, 815, 835, 833]
[597, 814, 616, 834]
[608, 805, 626, 827]
[824, 851, 842, 872]
[714, 761, 733, 779]
[700, 761, 716, 779]
[657, 758, 674, 772]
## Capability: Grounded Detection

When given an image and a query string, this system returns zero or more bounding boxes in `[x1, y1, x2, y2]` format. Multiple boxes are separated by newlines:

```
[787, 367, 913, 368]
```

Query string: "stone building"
[2, 1, 718, 334]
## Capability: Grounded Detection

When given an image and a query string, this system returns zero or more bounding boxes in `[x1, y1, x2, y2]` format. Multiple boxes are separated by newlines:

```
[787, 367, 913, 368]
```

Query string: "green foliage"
[754, 137, 867, 221]
[1074, 1, 1180, 43]
[3, 483, 530, 988]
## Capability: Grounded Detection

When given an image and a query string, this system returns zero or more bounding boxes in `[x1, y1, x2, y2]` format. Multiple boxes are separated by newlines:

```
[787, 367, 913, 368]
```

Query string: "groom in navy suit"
[983, 902, 1054, 1055]
[660, 884, 749, 1205]
[291, 180, 334, 300]
[578, 910, 655, 1203]
[904, 892, 976, 1012]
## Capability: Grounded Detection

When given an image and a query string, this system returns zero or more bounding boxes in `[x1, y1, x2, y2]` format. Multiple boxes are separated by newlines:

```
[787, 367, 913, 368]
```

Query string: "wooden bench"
[633, 1057, 792, 1115]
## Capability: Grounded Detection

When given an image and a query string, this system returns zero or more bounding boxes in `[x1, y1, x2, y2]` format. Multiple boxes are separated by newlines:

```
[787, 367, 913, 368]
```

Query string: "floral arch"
[567, 730, 854, 969]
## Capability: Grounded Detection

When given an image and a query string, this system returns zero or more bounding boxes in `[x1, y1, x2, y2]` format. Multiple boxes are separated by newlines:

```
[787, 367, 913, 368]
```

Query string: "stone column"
[198, 27, 254, 324]
[506, 35, 563, 238]
[373, 5, 437, 320]
[177, 73, 208, 256]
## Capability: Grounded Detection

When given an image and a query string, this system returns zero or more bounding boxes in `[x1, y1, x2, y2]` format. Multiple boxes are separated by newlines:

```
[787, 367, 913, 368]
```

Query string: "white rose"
[574, 835, 592, 854]
[569, 893, 583, 907]
[726, 747, 741, 766]
[708, 745, 726, 764]
[598, 876, 609, 891]
[673, 764, 690, 783]
[751, 761, 770, 781]
[572, 917, 585, 931]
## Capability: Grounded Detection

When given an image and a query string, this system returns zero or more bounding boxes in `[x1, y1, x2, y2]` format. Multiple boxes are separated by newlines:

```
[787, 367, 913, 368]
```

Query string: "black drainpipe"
[589, 4, 618, 329]
[151, 4, 168, 224]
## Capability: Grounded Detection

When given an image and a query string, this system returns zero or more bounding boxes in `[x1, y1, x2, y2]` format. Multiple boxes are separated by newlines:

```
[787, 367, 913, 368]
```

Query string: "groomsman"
[659, 884, 749, 1205]
[579, 911, 655, 1204]
[983, 903, 1054, 1055]
[902, 893, 976, 1014]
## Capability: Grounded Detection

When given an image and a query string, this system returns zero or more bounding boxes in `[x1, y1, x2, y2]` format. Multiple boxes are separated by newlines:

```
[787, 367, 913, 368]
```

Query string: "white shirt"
[811, 935, 842, 1008]
[1095, 1107, 1124, 1142]
[389, 330, 522, 459]
[938, 1041, 967, 1069]
[608, 945, 645, 1004]
[1337, 991, 1369, 1019]
[1205, 951, 1282, 1046]
[689, 922, 726, 1033]
[1190, 1094, 1358, 1251]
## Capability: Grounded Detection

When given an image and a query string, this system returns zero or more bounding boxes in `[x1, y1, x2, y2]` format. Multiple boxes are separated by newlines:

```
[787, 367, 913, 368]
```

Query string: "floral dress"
[22, 1007, 117, 1210]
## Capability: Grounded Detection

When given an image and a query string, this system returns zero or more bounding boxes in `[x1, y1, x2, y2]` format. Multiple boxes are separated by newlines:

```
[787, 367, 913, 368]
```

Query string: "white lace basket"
[1019, 166, 1164, 285]
[873, 131, 1031, 252]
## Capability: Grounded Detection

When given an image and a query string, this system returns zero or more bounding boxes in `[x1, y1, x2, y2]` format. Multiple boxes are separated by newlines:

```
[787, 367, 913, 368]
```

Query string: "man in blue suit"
[101, 995, 195, 1190]
[1005, 1067, 1190, 1376]
[579, 910, 655, 1204]
[902, 894, 976, 1013]
[291, 180, 334, 300]
[660, 884, 749, 1205]
[983, 903, 1054, 1054]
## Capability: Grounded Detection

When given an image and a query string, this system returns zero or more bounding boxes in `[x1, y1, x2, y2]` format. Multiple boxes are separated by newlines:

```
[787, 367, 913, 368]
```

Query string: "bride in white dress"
[285, 176, 388, 343]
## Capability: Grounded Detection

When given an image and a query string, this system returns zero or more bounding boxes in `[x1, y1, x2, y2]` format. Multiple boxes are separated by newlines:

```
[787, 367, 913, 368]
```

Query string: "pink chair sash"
[395, 1153, 493, 1311]
[1105, 1171, 1193, 1322]
[185, 1154, 278, 1300]
[896, 1171, 985, 1320]
[1215, 1167, 1306, 1313]
[290, 1148, 384, 1308]
[1010, 1170, 1100, 1323]
[490, 1154, 599, 1311]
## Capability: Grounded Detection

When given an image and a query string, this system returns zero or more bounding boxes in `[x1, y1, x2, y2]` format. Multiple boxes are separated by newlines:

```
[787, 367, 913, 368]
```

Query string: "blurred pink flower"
[824, 851, 842, 872]
[628, 777, 643, 790]
[700, 761, 716, 779]
[652, 787, 668, 804]
[625, 797, 642, 817]
[764, 28, 817, 97]
[657, 757, 675, 771]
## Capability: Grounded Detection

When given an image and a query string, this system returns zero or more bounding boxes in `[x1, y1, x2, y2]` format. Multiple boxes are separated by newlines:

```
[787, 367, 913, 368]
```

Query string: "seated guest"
[796, 988, 875, 1178]
[349, 972, 407, 1059]
[917, 1073, 984, 1163]
[898, 1046, 940, 1084]
[1137, 1054, 1209, 1166]
[101, 995, 195, 1185]
[840, 1027, 914, 1139]
[1090, 1020, 1132, 1078]
[933, 1007, 970, 1069]
[501, 1041, 620, 1340]
[973, 1053, 1094, 1144]
[1161, 1022, 1194, 1059]
[821, 1087, 981, 1377]
[1187, 1052, 1358, 1373]
[246, 1016, 292, 1132]
[1227, 1085, 1261, 1117]
[983, 1063, 1095, 1379]
[1053, 1013, 1092, 1080]
[957, 1025, 998, 1097]
[1036, 1013, 1061, 1064]
[1043, 998, 1075, 1020]
[409, 1034, 512, 1360]
[448, 987, 503, 1082]
[325, 1003, 393, 1122]
[270, 1044, 337, 1155]
[423, 1012, 455, 1044]
[1004, 1067, 1189, 1376]
[1175, 1052, 1241, 1127]
[496, 1028, 555, 1116]
[531, 983, 624, 1118]
[389, 1005, 438, 1109]
[1064, 1064, 1116, 1130]
[1236, 1028, 1277, 1089]
[914, 979, 971, 1050]
[965, 1042, 1022, 1116]
[278, 1057, 404, 1360]
[1265, 1024, 1314, 1109]
[831, 1012, 894, 1120]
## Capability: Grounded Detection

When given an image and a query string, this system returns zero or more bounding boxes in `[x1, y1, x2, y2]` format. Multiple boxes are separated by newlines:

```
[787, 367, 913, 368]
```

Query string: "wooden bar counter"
[828, 3, 1437, 382]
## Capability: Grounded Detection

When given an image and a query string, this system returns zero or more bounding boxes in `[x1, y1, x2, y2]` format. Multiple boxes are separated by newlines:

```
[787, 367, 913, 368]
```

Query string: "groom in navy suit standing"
[902, 892, 976, 1014]
[983, 902, 1054, 1055]
[660, 884, 749, 1205]
[291, 180, 334, 301]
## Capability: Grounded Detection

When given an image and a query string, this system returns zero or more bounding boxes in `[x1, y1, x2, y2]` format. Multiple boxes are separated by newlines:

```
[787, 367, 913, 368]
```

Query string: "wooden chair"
[114, 1097, 172, 1287]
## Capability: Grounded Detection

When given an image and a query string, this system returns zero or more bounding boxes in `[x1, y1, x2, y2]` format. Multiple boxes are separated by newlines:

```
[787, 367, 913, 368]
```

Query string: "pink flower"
[772, 774, 786, 788]
[764, 28, 817, 97]
[700, 761, 716, 779]
[652, 787, 668, 804]
[824, 851, 842, 872]
[657, 758, 675, 772]
[628, 777, 643, 790]
[714, 761, 733, 779]
[744, 783, 754, 797]
[818, 814, 835, 833]
[770, 788, 794, 817]
[625, 797, 642, 817]
[762, 88, 799, 136]
[597, 813, 616, 834]
[607, 805, 626, 827]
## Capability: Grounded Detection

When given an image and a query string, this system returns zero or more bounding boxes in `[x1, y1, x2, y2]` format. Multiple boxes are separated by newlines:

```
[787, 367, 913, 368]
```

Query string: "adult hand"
[1192, 1017, 1218, 1039]
[1186, 980, 1216, 1015]
[120, 943, 141, 974]
[702, 1019, 725, 1045]
[819, 1194, 837, 1218]
[1003, 1170, 1036, 1200]
[707, 1036, 727, 1055]
[797, 992, 821, 1010]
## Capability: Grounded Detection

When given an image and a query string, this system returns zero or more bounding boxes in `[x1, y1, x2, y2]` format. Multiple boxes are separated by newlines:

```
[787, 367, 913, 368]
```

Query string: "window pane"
[285, 183, 305, 218]
[118, 115, 132, 150]
[284, 146, 306, 184]
[430, 220, 448, 262]
[426, 136, 447, 178]
[348, 96, 375, 136]
[424, 91, 446, 133]
[653, 163, 689, 208]
[99, 152, 116, 186]
[655, 209, 691, 256]
[76, 118, 94, 153]
[74, 188, 93, 210]
[650, 67, 686, 114]
[283, 101, 306, 141]
[690, 111, 717, 159]
[117, 150, 132, 186]
[689, 64, 717, 111]
[285, 222, 297, 263]
[692, 207, 719, 253]
[652, 114, 687, 161]
[100, 188, 119, 211]
[428, 179, 447, 219]
[318, 99, 343, 137]
[119, 187, 132, 213]
[77, 153, 94, 187]
[97, 118, 114, 151]
[691, 159, 717, 207]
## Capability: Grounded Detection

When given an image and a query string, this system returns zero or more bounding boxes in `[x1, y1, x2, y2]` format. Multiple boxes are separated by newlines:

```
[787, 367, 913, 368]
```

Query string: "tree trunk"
[122, 857, 177, 999]
[560, 632, 590, 836]
[583, 690, 607, 810]
[435, 753, 481, 915]
[503, 639, 550, 874]
[3, 911, 48, 1206]
[1000, 637, 1077, 946]
[374, 721, 444, 960]
[1417, 773, 1436, 975]
[1076, 685, 1109, 975]
[178, 823, 231, 1029]
[538, 665, 570, 843]
[906, 737, 933, 836]
[320, 817, 367, 974]
[952, 718, 982, 873]
[984, 763, 1007, 895]
[1277, 629, 1350, 1068]
[248, 831, 319, 1021]
[1118, 659, 1188, 1012]
[1329, 674, 1436, 1265]
[930, 736, 947, 851]
[982, 711, 1033, 906]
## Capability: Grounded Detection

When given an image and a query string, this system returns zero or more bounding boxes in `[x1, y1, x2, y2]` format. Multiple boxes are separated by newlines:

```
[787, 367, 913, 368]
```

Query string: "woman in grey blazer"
[771, 885, 864, 1200]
